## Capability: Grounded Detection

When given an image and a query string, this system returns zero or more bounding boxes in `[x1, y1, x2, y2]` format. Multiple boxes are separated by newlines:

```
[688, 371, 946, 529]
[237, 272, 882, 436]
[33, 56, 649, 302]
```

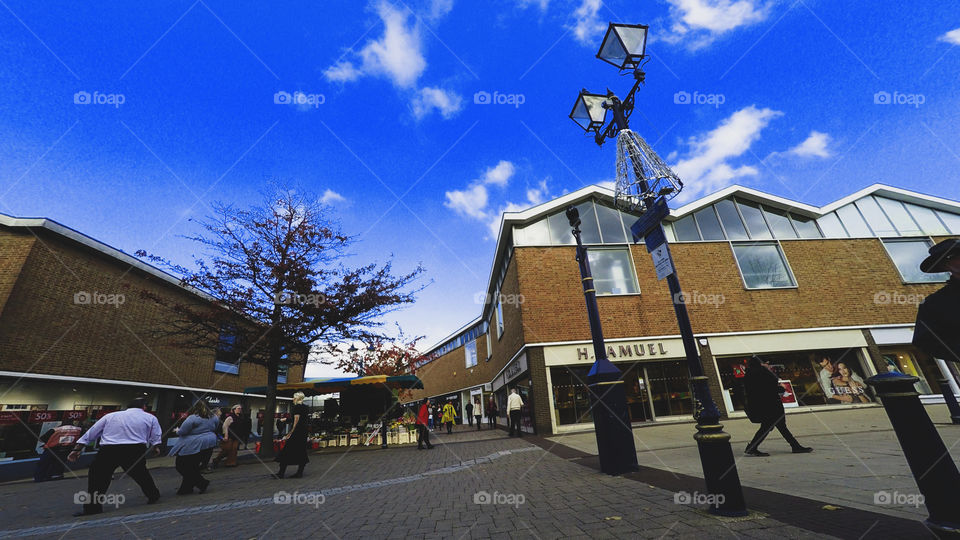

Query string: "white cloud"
[570, 0, 606, 46]
[938, 27, 960, 46]
[445, 183, 489, 219]
[412, 87, 463, 119]
[787, 131, 832, 158]
[323, 61, 363, 83]
[664, 0, 770, 49]
[672, 105, 782, 201]
[480, 160, 516, 187]
[517, 0, 549, 10]
[429, 0, 454, 20]
[320, 189, 347, 204]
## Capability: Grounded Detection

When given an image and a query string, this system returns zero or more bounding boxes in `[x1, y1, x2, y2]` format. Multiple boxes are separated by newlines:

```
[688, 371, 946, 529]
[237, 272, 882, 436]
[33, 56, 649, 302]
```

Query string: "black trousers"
[475, 415, 482, 430]
[174, 452, 209, 494]
[416, 424, 432, 448]
[488, 414, 497, 429]
[85, 444, 159, 513]
[466, 413, 473, 426]
[508, 410, 522, 436]
[745, 417, 800, 452]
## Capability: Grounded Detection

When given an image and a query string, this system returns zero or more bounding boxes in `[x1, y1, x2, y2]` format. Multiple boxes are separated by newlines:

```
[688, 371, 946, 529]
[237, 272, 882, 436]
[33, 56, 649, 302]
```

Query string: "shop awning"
[244, 374, 423, 396]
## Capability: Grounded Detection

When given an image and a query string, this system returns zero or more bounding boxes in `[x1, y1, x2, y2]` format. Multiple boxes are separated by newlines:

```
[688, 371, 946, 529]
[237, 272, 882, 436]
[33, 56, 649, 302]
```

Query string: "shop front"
[544, 337, 690, 433]
[492, 353, 534, 434]
[869, 327, 960, 400]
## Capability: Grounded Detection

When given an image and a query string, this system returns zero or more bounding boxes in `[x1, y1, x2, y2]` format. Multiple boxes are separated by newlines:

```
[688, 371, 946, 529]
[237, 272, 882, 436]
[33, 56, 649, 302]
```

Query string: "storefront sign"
[95, 409, 117, 419]
[28, 410, 59, 423]
[63, 410, 88, 422]
[544, 339, 684, 366]
[492, 354, 528, 391]
[0, 411, 22, 425]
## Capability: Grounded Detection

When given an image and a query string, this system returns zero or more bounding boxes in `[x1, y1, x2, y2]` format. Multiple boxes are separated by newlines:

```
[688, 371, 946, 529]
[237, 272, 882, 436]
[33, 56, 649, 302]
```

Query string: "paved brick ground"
[0, 426, 830, 539]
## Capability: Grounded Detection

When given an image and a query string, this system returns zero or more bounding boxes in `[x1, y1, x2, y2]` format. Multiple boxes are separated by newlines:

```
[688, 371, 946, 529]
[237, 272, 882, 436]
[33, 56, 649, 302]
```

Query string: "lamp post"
[568, 22, 746, 516]
[347, 344, 376, 377]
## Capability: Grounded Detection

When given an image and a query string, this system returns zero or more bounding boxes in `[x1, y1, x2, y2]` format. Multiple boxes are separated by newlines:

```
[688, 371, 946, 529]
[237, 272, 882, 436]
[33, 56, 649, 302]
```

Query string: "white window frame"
[586, 246, 641, 296]
[730, 241, 798, 290]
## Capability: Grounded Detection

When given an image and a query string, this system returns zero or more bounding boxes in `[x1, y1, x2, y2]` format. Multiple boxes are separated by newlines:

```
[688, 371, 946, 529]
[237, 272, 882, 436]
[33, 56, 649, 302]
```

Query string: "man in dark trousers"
[465, 401, 474, 427]
[416, 399, 434, 450]
[743, 356, 812, 456]
[67, 397, 162, 516]
[913, 238, 960, 363]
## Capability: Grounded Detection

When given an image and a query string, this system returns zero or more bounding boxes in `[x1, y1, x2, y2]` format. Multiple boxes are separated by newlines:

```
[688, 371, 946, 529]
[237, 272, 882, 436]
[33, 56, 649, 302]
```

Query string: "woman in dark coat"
[274, 392, 310, 478]
[743, 355, 812, 456]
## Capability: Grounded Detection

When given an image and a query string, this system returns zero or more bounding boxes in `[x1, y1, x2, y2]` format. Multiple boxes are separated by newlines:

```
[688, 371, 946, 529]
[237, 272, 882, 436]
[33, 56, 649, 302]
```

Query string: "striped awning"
[244, 374, 422, 396]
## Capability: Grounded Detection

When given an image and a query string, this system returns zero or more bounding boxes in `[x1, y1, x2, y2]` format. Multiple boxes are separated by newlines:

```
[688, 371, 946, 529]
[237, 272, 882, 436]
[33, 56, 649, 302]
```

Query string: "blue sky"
[1, 1, 958, 378]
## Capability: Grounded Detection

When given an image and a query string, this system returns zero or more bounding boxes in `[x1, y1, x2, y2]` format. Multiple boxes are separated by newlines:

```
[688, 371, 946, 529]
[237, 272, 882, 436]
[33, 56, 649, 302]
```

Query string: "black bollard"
[586, 358, 639, 475]
[937, 378, 960, 425]
[867, 372, 960, 534]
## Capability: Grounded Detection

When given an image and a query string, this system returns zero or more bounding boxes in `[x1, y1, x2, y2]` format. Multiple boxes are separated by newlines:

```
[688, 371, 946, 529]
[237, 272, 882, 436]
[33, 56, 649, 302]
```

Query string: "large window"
[214, 326, 240, 374]
[513, 199, 636, 246]
[586, 248, 639, 295]
[495, 298, 504, 339]
[731, 242, 797, 289]
[465, 340, 477, 368]
[551, 366, 593, 425]
[882, 238, 950, 283]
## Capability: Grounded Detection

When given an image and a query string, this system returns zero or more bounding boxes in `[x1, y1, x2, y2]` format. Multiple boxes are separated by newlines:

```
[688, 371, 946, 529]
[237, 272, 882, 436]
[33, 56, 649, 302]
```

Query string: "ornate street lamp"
[567, 22, 746, 516]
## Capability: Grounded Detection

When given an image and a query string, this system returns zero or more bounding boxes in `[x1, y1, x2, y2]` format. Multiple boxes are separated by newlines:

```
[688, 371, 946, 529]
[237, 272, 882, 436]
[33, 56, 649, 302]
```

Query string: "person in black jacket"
[913, 238, 960, 363]
[743, 355, 812, 456]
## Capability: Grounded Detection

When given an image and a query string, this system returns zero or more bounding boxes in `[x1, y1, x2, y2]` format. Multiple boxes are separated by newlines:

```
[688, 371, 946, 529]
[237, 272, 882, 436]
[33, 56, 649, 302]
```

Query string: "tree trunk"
[259, 361, 279, 459]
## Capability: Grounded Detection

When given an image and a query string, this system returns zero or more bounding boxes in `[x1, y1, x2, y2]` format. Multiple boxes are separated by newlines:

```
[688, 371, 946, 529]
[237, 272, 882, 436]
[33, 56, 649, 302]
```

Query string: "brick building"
[408, 183, 960, 436]
[0, 212, 303, 462]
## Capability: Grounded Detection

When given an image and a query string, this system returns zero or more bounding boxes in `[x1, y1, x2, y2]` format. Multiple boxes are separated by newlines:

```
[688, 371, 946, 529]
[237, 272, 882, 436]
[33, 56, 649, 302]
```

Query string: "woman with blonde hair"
[168, 400, 219, 494]
[273, 392, 310, 478]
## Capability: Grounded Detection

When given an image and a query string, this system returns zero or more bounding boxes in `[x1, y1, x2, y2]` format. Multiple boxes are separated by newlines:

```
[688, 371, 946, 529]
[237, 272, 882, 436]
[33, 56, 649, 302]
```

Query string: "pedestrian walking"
[236, 412, 252, 450]
[427, 408, 434, 430]
[441, 401, 456, 434]
[416, 399, 434, 450]
[273, 392, 310, 478]
[465, 401, 474, 427]
[487, 396, 498, 430]
[913, 238, 960, 363]
[34, 421, 82, 482]
[507, 388, 524, 437]
[212, 404, 243, 468]
[473, 398, 482, 431]
[167, 400, 218, 495]
[743, 355, 812, 456]
[67, 397, 162, 516]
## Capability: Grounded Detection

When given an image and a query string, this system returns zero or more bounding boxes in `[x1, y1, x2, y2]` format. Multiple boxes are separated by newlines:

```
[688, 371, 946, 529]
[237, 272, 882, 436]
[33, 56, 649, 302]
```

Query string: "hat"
[919, 238, 960, 273]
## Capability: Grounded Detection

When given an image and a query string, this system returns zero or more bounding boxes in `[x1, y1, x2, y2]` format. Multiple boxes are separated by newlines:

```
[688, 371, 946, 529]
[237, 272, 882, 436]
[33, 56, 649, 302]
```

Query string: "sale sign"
[28, 410, 59, 423]
[63, 410, 88, 422]
[0, 411, 21, 425]
[779, 380, 799, 408]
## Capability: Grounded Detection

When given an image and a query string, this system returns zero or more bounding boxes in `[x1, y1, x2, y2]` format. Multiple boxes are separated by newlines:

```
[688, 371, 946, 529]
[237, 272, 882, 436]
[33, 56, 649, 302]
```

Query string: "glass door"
[644, 360, 694, 418]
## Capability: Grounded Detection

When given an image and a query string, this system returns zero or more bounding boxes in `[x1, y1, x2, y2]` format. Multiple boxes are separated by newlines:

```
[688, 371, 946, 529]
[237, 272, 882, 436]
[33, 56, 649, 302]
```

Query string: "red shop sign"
[95, 409, 117, 419]
[64, 410, 88, 422]
[28, 410, 59, 423]
[0, 411, 22, 425]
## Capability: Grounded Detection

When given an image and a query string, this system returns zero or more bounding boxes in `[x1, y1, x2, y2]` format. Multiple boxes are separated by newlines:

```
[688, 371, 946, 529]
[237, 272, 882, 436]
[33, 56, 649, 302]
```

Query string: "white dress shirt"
[507, 393, 524, 412]
[77, 408, 163, 447]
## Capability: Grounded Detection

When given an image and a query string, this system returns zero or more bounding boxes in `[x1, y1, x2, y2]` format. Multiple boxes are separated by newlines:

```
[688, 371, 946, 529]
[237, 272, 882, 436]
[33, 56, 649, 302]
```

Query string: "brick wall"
[0, 227, 303, 393]
[0, 229, 35, 319]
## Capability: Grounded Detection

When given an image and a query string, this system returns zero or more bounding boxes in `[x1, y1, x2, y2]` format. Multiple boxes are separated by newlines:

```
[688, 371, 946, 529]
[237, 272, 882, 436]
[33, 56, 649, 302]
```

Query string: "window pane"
[904, 204, 948, 235]
[465, 340, 477, 368]
[882, 239, 950, 283]
[587, 249, 638, 294]
[715, 200, 748, 240]
[547, 212, 575, 245]
[855, 197, 897, 236]
[596, 203, 627, 244]
[736, 199, 773, 239]
[790, 214, 822, 238]
[836, 204, 873, 237]
[672, 215, 700, 241]
[936, 210, 960, 234]
[515, 219, 550, 245]
[762, 206, 798, 239]
[732, 243, 795, 288]
[694, 207, 725, 240]
[576, 201, 602, 244]
[496, 300, 504, 337]
[817, 212, 847, 237]
[621, 211, 643, 242]
[876, 197, 922, 235]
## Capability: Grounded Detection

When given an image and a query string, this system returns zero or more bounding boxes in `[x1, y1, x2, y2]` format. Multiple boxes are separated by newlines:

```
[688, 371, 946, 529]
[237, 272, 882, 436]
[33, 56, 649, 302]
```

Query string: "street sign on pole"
[649, 242, 674, 280]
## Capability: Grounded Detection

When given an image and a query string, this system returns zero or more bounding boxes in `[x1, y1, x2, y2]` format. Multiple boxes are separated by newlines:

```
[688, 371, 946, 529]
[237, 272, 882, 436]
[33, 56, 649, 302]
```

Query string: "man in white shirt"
[67, 397, 162, 516]
[507, 388, 524, 437]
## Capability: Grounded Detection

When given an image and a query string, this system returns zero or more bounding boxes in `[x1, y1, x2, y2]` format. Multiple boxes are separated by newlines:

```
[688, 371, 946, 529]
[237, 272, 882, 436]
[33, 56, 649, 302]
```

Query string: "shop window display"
[878, 348, 940, 395]
[717, 349, 875, 411]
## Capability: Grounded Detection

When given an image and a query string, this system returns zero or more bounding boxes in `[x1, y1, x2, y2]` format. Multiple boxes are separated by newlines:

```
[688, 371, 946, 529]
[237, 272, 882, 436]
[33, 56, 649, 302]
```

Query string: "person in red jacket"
[416, 399, 434, 450]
